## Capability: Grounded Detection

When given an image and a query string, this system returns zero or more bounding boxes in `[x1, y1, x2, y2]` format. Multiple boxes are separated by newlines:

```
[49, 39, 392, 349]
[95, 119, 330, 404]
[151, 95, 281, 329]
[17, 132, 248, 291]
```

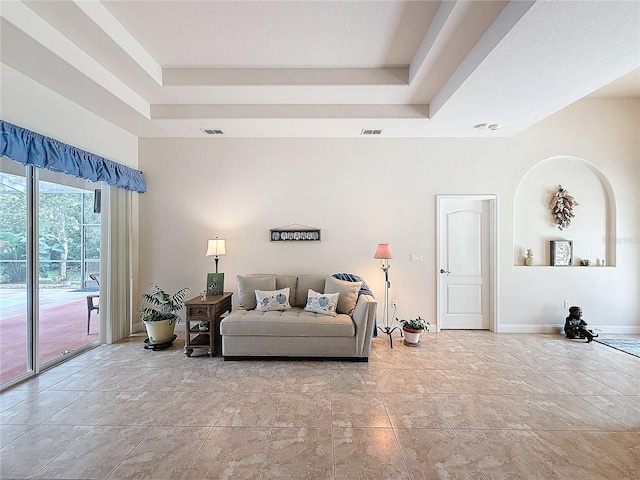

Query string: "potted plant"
[397, 316, 430, 347]
[140, 283, 190, 344]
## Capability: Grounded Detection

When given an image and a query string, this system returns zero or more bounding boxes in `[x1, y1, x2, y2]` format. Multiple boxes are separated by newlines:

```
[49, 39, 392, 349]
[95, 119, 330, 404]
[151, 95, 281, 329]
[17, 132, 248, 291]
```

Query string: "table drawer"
[187, 305, 210, 318]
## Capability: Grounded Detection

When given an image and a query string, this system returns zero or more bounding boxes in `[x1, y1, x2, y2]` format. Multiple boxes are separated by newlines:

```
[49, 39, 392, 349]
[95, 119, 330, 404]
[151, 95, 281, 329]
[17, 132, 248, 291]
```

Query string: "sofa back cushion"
[275, 275, 297, 307]
[237, 274, 276, 310]
[294, 275, 326, 307]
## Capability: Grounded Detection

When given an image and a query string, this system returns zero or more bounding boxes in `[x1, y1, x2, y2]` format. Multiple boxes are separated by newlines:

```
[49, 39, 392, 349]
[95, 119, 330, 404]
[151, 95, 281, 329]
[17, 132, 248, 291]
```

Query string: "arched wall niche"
[513, 156, 616, 267]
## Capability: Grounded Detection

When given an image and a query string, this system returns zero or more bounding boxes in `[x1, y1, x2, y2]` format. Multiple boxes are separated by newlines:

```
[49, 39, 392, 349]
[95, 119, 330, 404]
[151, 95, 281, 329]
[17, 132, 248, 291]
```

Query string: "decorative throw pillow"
[324, 276, 362, 315]
[237, 274, 276, 310]
[255, 287, 291, 311]
[304, 289, 339, 316]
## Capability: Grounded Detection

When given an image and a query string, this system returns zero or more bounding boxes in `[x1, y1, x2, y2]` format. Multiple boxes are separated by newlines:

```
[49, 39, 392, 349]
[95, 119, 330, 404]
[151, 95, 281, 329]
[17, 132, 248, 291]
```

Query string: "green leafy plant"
[139, 283, 190, 324]
[397, 316, 430, 332]
[0, 232, 27, 283]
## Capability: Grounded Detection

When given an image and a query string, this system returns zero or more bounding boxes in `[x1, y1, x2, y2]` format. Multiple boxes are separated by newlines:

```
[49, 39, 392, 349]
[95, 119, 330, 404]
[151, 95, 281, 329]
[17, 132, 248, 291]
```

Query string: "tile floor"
[1, 331, 639, 479]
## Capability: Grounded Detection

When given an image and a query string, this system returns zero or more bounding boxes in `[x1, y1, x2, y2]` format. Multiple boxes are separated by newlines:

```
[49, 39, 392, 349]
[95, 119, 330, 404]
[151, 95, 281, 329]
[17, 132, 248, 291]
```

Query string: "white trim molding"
[499, 324, 640, 335]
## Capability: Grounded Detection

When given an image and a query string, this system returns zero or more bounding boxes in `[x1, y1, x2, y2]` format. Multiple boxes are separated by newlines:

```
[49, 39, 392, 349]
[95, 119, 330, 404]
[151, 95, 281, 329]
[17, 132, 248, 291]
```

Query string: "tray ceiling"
[1, 0, 639, 138]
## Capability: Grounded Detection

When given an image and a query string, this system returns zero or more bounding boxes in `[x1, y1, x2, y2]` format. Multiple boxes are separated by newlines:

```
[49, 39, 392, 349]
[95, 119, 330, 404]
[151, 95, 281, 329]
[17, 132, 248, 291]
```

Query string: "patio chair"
[87, 274, 99, 334]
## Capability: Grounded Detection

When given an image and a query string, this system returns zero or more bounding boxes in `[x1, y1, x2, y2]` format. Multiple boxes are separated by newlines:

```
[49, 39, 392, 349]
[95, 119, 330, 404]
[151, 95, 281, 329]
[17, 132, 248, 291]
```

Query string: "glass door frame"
[1, 165, 101, 390]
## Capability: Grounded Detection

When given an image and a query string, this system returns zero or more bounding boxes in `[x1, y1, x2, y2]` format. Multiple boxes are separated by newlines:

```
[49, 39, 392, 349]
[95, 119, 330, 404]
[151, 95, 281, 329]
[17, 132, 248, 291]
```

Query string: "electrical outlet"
[563, 300, 571, 309]
[392, 300, 398, 308]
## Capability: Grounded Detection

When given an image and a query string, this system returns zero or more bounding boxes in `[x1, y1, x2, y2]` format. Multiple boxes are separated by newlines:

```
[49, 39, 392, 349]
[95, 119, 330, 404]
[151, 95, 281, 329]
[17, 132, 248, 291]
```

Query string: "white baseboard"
[498, 324, 640, 334]
[497, 324, 563, 334]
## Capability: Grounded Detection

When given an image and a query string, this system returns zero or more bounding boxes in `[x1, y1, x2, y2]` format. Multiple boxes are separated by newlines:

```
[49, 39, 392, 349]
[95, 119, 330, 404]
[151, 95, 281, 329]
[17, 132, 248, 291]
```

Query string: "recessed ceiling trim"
[151, 104, 429, 120]
[73, 0, 163, 86]
[409, 0, 457, 84]
[163, 67, 408, 87]
[1, 0, 150, 119]
[430, 0, 535, 118]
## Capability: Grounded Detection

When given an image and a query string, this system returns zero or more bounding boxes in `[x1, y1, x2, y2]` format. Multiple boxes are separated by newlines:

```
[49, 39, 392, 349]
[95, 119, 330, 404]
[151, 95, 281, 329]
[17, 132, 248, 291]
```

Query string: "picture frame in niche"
[206, 273, 224, 296]
[550, 240, 573, 266]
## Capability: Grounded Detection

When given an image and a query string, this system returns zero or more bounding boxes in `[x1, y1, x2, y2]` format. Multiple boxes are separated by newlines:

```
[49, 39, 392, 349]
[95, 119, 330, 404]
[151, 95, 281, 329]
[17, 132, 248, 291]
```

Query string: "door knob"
[440, 269, 450, 275]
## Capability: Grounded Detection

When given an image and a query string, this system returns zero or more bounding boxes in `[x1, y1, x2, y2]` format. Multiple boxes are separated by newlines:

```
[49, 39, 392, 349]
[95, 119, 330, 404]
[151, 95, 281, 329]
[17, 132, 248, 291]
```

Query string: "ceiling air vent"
[361, 129, 382, 135]
[201, 129, 224, 135]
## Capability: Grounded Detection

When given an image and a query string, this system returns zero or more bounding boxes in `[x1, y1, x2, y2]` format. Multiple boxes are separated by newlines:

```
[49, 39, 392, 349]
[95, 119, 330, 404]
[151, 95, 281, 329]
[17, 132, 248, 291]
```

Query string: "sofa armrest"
[352, 294, 377, 356]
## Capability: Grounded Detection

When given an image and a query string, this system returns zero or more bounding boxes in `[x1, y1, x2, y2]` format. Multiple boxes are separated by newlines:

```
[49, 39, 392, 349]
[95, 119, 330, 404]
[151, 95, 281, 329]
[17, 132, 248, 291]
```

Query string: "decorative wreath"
[550, 185, 578, 230]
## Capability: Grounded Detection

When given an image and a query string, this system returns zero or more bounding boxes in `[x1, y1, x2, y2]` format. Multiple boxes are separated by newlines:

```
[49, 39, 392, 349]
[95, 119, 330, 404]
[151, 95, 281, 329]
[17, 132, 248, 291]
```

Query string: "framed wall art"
[206, 272, 224, 296]
[270, 224, 321, 242]
[550, 240, 573, 266]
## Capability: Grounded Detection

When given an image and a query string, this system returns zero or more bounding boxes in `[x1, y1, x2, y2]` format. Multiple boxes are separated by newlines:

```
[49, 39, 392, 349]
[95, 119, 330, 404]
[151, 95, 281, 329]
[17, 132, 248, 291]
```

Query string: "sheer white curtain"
[100, 184, 134, 343]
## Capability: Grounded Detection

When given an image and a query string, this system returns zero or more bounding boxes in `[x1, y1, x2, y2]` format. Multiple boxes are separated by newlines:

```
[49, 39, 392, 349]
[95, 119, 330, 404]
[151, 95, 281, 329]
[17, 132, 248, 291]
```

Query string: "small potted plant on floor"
[397, 316, 430, 347]
[140, 283, 190, 344]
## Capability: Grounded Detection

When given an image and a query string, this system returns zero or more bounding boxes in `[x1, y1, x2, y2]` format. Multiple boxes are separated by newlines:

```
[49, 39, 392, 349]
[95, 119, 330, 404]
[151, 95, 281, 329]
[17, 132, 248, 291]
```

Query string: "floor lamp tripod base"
[377, 325, 402, 348]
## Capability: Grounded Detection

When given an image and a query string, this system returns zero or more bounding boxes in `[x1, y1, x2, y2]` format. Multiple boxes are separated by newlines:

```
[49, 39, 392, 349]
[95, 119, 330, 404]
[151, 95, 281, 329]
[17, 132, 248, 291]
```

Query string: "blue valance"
[0, 120, 145, 193]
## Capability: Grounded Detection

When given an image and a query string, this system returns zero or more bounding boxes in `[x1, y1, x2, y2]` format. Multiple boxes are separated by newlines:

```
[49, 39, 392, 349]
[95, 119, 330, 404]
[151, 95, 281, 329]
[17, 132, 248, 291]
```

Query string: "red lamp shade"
[374, 243, 393, 259]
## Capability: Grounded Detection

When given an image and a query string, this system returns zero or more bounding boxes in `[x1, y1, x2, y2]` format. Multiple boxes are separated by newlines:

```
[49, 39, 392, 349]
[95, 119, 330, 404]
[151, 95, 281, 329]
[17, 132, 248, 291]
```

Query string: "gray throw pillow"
[324, 276, 362, 315]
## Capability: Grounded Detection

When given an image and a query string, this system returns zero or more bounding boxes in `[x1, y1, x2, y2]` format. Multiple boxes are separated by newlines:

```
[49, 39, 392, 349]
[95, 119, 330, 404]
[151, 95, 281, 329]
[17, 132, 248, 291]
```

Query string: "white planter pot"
[404, 331, 420, 343]
[403, 327, 424, 347]
[143, 318, 177, 344]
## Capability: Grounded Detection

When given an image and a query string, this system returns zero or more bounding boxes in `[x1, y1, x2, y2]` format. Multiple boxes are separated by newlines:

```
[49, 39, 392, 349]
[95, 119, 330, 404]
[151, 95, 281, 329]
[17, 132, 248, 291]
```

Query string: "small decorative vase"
[524, 249, 533, 266]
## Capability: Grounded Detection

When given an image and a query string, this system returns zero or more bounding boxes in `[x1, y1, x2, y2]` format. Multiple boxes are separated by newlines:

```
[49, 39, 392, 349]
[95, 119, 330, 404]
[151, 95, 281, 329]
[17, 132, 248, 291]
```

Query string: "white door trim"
[436, 195, 499, 332]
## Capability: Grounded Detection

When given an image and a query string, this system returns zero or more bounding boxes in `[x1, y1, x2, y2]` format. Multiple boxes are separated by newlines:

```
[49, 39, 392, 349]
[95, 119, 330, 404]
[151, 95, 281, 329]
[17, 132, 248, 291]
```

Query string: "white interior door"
[438, 197, 494, 330]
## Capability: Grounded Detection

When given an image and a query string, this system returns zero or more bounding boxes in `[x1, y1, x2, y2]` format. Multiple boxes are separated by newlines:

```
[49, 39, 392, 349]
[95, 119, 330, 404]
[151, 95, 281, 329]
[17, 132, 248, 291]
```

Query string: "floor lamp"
[374, 243, 401, 347]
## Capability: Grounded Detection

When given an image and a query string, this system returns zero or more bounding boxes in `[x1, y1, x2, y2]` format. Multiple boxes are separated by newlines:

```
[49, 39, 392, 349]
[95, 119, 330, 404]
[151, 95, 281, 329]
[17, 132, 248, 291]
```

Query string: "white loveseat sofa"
[220, 274, 377, 361]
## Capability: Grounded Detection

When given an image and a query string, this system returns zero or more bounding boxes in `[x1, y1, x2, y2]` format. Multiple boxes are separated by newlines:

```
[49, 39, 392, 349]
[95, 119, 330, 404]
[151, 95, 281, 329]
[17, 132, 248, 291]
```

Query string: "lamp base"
[377, 325, 403, 348]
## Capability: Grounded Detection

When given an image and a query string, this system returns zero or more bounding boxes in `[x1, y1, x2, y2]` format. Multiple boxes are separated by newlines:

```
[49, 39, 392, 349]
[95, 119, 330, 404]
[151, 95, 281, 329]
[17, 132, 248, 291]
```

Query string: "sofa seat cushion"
[221, 307, 355, 337]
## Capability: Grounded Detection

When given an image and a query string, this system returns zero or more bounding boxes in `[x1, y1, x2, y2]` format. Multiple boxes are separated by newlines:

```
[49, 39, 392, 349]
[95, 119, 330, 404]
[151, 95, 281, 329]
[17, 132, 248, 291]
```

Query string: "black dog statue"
[564, 306, 598, 343]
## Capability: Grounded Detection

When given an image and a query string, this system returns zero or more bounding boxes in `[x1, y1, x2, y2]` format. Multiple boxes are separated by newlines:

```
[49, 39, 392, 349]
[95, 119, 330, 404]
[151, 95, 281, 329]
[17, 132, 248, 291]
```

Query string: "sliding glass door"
[37, 170, 101, 367]
[0, 162, 29, 384]
[0, 159, 101, 387]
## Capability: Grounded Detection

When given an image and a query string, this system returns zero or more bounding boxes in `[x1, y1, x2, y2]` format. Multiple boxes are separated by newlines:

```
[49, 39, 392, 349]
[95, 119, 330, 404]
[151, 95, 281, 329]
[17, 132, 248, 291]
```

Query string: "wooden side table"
[184, 292, 232, 357]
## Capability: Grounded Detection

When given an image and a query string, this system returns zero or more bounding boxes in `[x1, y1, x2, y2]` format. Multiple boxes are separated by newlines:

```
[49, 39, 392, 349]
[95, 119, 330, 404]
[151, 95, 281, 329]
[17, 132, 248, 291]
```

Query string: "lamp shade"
[374, 243, 393, 259]
[206, 238, 226, 257]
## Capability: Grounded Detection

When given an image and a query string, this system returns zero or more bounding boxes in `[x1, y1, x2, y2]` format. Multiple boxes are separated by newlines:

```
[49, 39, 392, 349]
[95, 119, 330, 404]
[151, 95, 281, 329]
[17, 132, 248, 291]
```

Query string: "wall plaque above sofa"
[270, 224, 321, 242]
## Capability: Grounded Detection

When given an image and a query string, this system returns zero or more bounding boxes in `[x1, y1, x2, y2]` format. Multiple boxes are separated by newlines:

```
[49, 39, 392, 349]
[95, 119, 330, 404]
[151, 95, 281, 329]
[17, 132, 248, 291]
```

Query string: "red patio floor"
[0, 300, 98, 384]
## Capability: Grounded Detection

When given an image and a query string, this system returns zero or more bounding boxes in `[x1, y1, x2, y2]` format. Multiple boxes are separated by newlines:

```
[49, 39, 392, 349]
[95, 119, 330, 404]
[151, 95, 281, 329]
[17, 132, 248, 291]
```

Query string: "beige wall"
[8, 58, 635, 335]
[139, 97, 639, 333]
[1, 65, 138, 168]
